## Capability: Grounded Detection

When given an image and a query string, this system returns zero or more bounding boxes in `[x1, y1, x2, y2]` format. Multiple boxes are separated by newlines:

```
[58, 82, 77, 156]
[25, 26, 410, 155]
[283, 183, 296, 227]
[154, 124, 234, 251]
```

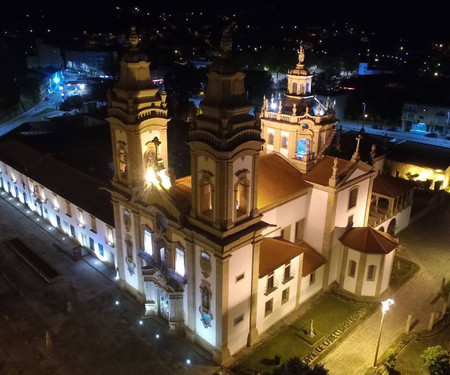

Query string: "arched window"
[348, 187, 358, 209]
[199, 172, 213, 218]
[292, 82, 298, 94]
[175, 248, 185, 277]
[143, 229, 153, 256]
[235, 177, 250, 218]
[268, 133, 274, 145]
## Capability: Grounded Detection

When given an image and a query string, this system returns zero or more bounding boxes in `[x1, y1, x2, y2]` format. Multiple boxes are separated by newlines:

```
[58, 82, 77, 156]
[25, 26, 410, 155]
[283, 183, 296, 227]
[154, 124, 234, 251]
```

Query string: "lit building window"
[90, 215, 97, 232]
[175, 248, 185, 277]
[106, 226, 114, 247]
[144, 229, 153, 255]
[77, 209, 85, 228]
[281, 136, 288, 148]
[268, 133, 274, 145]
[199, 173, 213, 217]
[265, 298, 273, 317]
[235, 177, 250, 217]
[52, 193, 59, 211]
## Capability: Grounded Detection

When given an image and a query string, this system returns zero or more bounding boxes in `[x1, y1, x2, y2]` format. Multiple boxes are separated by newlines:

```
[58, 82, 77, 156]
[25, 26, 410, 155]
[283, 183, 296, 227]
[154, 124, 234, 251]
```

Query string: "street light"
[362, 102, 366, 129]
[373, 298, 394, 367]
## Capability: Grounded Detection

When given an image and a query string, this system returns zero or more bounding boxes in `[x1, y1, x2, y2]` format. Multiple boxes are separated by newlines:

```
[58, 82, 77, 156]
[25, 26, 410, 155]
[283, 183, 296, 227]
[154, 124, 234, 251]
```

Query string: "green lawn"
[236, 294, 374, 374]
[390, 257, 419, 290]
[394, 324, 450, 374]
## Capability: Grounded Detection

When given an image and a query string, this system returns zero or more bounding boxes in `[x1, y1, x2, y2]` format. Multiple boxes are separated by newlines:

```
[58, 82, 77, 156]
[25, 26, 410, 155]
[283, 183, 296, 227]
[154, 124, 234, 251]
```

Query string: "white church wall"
[361, 254, 381, 296]
[195, 244, 216, 348]
[343, 249, 360, 293]
[256, 256, 300, 335]
[304, 189, 328, 253]
[261, 194, 308, 242]
[0, 161, 117, 268]
[335, 178, 370, 228]
[381, 250, 395, 293]
[299, 266, 324, 304]
[227, 243, 252, 355]
[328, 231, 345, 285]
[394, 206, 411, 234]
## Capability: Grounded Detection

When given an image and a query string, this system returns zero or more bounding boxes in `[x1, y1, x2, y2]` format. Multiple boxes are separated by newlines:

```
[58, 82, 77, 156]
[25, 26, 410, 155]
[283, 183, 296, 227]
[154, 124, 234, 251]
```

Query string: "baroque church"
[107, 27, 414, 364]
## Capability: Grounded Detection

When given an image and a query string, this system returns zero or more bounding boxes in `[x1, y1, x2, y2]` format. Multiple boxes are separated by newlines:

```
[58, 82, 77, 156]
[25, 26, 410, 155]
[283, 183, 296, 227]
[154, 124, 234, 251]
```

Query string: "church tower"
[261, 46, 338, 172]
[188, 28, 264, 237]
[107, 27, 170, 297]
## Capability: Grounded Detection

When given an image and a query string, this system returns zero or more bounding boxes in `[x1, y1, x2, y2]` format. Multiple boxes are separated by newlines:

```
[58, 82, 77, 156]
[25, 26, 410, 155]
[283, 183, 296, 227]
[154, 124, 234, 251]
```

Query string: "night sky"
[1, 0, 449, 41]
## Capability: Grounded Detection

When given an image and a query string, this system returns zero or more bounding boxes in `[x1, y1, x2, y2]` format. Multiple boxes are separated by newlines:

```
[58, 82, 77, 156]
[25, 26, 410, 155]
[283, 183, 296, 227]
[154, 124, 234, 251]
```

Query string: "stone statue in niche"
[124, 234, 136, 275]
[123, 210, 131, 232]
[199, 279, 213, 328]
[200, 252, 211, 278]
[117, 141, 127, 177]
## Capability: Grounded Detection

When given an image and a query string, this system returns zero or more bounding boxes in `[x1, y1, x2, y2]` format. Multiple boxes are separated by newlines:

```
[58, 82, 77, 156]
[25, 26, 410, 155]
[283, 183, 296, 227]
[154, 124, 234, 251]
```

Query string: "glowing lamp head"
[145, 167, 158, 186]
[381, 298, 394, 315]
[79, 83, 85, 90]
[53, 75, 60, 84]
[270, 102, 277, 110]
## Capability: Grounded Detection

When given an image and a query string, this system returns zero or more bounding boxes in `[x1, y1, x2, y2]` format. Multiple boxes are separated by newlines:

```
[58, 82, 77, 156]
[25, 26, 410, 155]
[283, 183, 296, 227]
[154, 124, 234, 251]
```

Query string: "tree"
[244, 70, 273, 108]
[421, 345, 450, 375]
[272, 357, 329, 375]
[59, 95, 83, 113]
[385, 348, 397, 373]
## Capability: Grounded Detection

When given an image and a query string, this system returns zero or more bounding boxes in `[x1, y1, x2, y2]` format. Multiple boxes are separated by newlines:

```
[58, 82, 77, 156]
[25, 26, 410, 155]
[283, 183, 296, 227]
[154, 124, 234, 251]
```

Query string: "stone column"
[112, 200, 126, 290]
[185, 240, 196, 341]
[132, 210, 145, 304]
[248, 236, 262, 346]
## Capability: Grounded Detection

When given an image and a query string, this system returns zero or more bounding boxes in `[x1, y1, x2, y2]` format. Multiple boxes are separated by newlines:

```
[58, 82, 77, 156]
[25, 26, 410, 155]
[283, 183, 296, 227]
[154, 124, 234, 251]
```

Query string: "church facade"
[106, 28, 414, 364]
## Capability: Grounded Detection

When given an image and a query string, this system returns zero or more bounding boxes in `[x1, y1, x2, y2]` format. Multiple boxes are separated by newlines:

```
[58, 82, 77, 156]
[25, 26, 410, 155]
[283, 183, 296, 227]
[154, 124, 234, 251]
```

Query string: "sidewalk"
[320, 196, 450, 374]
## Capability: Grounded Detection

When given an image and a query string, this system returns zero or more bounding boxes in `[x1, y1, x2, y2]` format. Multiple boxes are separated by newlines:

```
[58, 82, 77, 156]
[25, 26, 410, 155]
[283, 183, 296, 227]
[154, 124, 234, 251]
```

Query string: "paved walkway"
[0, 191, 222, 375]
[321, 193, 450, 374]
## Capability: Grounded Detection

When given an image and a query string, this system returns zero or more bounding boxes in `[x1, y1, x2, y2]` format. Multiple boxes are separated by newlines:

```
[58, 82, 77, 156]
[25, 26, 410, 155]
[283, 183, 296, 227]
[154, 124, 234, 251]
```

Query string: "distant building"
[401, 102, 450, 135]
[64, 48, 118, 77]
[26, 39, 64, 70]
[358, 62, 393, 76]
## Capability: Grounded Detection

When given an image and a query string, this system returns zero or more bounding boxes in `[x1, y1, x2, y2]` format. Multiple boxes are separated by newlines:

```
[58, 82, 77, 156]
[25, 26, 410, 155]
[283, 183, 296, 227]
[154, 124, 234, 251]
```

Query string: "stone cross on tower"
[351, 135, 362, 161]
[128, 26, 139, 49]
[329, 157, 339, 187]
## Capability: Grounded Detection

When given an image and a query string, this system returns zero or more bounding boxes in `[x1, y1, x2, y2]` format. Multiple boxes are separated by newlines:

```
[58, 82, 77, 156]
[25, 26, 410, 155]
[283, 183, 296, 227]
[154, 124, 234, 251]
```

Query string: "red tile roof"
[372, 174, 415, 198]
[258, 153, 311, 210]
[259, 238, 326, 278]
[339, 227, 398, 254]
[304, 156, 353, 186]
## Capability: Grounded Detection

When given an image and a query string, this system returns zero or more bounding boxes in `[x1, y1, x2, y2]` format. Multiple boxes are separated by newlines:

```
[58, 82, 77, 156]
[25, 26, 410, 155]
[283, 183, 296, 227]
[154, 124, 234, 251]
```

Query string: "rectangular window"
[106, 226, 114, 246]
[367, 265, 376, 281]
[295, 219, 304, 243]
[52, 193, 59, 211]
[268, 132, 274, 145]
[90, 215, 97, 233]
[98, 243, 104, 257]
[283, 263, 292, 283]
[70, 224, 75, 237]
[267, 273, 274, 293]
[89, 237, 95, 250]
[56, 215, 61, 227]
[77, 209, 85, 228]
[348, 260, 357, 278]
[265, 299, 273, 317]
[235, 273, 245, 283]
[282, 287, 289, 304]
[175, 248, 185, 277]
[347, 215, 354, 227]
[281, 136, 288, 148]
[348, 187, 358, 209]
[65, 200, 71, 216]
[310, 271, 316, 285]
[144, 230, 153, 255]
[234, 314, 244, 326]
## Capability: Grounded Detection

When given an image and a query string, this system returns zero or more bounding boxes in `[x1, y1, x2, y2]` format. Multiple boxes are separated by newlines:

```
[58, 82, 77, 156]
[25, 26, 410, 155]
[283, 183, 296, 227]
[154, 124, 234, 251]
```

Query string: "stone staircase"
[317, 128, 336, 158]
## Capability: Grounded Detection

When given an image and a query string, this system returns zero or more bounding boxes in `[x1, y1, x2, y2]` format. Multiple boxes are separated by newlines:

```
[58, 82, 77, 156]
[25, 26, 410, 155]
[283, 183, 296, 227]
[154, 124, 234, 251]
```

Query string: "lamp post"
[373, 298, 394, 367]
[362, 102, 366, 129]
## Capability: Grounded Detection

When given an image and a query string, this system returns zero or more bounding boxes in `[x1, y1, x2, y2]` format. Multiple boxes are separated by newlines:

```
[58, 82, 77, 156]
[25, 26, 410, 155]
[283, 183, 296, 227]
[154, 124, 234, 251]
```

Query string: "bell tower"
[188, 28, 264, 238]
[108, 26, 169, 197]
[107, 26, 170, 297]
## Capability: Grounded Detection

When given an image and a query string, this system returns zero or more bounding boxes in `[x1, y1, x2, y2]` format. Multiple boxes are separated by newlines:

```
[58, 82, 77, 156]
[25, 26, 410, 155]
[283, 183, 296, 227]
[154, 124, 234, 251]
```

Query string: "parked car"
[371, 125, 382, 129]
[386, 127, 398, 132]
[425, 132, 438, 138]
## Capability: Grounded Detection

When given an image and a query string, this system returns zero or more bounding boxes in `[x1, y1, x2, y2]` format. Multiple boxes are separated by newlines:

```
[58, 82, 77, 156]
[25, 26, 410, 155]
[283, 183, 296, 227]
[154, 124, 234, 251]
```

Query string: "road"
[0, 90, 64, 137]
[338, 120, 450, 149]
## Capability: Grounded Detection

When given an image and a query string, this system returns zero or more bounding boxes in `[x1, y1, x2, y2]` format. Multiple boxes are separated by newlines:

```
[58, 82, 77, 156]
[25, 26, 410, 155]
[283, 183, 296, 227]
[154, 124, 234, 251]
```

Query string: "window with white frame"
[144, 229, 153, 255]
[175, 248, 185, 277]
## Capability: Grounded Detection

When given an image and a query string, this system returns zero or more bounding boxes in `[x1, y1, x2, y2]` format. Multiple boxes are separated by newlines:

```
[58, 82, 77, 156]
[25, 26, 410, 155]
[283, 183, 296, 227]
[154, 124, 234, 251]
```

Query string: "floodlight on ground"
[139, 320, 143, 326]
[155, 333, 160, 339]
[115, 300, 119, 306]
[186, 359, 191, 365]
